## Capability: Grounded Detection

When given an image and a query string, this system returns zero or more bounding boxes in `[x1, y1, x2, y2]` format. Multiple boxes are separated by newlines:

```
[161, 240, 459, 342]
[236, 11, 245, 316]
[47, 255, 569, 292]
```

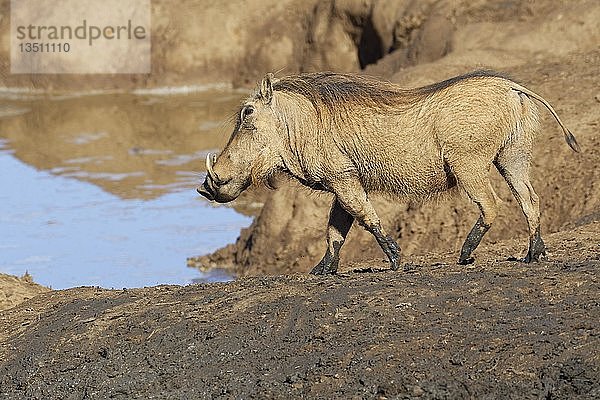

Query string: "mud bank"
[1, 222, 599, 399]
[0, 273, 48, 312]
[192, 0, 600, 276]
[0, 0, 453, 90]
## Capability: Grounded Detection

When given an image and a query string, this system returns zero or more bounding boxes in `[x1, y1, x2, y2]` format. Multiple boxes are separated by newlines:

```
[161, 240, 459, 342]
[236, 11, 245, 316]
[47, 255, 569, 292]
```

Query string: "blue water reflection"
[0, 146, 251, 289]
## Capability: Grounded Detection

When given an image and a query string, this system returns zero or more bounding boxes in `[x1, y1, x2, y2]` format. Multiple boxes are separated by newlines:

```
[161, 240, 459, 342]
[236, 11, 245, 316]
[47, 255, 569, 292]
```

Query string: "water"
[0, 89, 251, 289]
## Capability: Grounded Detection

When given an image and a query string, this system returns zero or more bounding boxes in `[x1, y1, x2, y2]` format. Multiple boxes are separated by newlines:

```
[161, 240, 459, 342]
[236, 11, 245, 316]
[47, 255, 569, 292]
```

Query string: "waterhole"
[0, 88, 251, 289]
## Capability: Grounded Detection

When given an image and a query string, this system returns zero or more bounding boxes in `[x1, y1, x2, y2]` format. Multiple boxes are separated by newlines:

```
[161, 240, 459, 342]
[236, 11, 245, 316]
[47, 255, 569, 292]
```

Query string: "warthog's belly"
[352, 135, 453, 197]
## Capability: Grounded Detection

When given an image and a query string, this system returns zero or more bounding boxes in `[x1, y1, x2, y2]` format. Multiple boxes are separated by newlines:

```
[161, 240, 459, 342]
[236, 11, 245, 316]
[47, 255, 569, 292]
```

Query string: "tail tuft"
[509, 82, 580, 154]
[565, 129, 581, 152]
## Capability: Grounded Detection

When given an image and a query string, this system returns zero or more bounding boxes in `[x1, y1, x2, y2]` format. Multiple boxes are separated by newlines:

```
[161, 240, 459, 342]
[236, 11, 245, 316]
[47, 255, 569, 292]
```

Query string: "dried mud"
[0, 273, 48, 312]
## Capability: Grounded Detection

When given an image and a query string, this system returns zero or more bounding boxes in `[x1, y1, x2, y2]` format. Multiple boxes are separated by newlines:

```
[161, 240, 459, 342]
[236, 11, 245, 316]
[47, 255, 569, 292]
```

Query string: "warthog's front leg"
[311, 178, 401, 274]
[310, 199, 353, 275]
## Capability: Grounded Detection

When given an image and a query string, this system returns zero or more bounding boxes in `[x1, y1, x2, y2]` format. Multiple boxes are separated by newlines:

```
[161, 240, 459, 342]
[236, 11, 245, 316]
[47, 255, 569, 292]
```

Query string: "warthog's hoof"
[509, 240, 547, 263]
[522, 237, 546, 263]
[457, 257, 475, 265]
[521, 250, 547, 263]
[384, 238, 401, 271]
[389, 258, 401, 271]
[310, 262, 337, 275]
[520, 229, 547, 263]
[311, 249, 339, 275]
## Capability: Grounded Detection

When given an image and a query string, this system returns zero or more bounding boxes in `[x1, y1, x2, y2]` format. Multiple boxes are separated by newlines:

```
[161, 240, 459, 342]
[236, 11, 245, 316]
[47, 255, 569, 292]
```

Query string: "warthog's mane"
[417, 70, 513, 94]
[272, 72, 404, 113]
[271, 70, 512, 115]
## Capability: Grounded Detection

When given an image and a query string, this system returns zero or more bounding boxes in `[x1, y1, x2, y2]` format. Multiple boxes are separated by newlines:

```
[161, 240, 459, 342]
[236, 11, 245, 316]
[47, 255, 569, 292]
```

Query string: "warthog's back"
[273, 72, 539, 197]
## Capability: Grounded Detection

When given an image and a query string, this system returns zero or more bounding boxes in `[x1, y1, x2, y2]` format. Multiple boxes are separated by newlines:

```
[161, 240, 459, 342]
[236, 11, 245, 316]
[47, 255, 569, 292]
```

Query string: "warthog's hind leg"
[458, 180, 499, 265]
[458, 216, 491, 265]
[494, 147, 546, 263]
[310, 199, 353, 275]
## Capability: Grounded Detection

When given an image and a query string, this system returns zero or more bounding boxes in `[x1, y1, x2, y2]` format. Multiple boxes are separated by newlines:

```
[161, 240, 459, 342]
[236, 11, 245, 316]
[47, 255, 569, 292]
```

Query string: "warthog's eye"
[241, 105, 255, 120]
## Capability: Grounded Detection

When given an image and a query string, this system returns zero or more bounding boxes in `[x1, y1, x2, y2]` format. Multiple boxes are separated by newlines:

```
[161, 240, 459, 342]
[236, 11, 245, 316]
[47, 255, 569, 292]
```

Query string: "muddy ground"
[1, 222, 599, 399]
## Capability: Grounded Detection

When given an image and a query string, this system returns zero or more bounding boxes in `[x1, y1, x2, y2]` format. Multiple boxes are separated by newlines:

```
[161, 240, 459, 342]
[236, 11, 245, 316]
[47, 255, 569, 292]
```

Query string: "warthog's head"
[198, 73, 284, 203]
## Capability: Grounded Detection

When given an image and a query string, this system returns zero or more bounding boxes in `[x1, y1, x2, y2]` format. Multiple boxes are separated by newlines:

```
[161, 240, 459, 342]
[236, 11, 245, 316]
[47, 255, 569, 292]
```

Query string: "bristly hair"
[270, 70, 514, 115]
[415, 70, 514, 95]
[271, 72, 408, 115]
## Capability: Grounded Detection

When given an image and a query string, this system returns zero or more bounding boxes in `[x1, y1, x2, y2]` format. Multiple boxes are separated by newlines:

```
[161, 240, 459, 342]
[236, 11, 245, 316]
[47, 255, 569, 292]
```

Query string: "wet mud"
[1, 222, 599, 399]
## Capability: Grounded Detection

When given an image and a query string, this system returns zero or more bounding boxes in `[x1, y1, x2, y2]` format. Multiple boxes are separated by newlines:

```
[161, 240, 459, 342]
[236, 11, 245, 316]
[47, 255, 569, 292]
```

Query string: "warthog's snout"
[196, 178, 215, 201]
[197, 153, 245, 203]
[197, 174, 237, 203]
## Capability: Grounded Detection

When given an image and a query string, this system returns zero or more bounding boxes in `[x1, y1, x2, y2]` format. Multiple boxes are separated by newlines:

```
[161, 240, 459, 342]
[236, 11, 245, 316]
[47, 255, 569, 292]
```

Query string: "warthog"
[198, 71, 579, 274]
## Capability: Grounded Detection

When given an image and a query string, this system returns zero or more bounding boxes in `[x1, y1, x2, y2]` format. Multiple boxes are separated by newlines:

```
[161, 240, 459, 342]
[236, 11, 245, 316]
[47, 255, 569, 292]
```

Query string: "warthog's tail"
[510, 83, 581, 152]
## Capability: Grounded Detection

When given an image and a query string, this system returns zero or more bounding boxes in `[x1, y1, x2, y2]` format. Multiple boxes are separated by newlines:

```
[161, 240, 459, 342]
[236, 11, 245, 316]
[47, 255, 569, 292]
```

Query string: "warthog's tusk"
[206, 153, 214, 178]
[206, 153, 221, 183]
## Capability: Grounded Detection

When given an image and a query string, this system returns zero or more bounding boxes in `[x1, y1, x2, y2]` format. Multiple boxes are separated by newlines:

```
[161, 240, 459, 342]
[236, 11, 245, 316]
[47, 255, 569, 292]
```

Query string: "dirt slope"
[0, 0, 451, 90]
[0, 273, 48, 312]
[191, 0, 600, 277]
[1, 222, 598, 399]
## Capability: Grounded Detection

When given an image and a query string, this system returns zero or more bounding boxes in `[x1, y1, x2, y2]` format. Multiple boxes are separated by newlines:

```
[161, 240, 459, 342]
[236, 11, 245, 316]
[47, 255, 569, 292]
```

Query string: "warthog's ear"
[259, 73, 274, 104]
